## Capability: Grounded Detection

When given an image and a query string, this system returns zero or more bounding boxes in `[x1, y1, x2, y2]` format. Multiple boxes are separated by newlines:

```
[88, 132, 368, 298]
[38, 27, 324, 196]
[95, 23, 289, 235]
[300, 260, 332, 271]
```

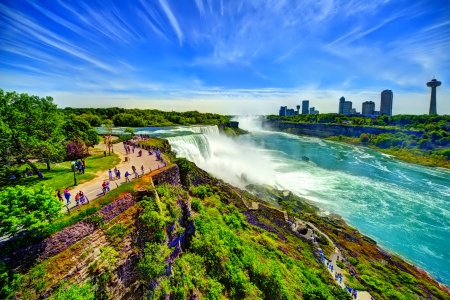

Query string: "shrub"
[348, 257, 359, 266]
[0, 185, 62, 237]
[191, 198, 202, 212]
[360, 134, 370, 145]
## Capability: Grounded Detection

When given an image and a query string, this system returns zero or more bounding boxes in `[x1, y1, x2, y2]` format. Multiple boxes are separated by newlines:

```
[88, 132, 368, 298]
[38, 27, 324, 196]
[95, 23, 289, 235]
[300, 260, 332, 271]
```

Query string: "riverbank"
[261, 119, 450, 170]
[325, 135, 450, 169]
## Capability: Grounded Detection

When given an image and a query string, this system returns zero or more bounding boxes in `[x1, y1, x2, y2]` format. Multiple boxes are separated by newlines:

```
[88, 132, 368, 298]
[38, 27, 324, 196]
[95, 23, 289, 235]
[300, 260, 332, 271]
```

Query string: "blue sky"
[0, 0, 449, 115]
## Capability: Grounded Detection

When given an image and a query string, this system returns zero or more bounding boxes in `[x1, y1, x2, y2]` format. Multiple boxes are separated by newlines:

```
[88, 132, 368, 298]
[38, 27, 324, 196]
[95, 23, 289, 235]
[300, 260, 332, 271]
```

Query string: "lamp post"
[73, 168, 78, 186]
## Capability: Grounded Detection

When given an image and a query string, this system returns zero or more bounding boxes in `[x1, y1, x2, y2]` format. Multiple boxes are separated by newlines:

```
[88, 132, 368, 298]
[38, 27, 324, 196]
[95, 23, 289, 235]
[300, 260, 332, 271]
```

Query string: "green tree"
[124, 127, 134, 136]
[0, 89, 65, 175]
[62, 117, 100, 156]
[0, 185, 62, 236]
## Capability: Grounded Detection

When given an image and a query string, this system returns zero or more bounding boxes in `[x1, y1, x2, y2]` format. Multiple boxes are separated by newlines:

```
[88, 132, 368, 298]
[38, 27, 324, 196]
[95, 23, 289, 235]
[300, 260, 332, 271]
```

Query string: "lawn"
[3, 147, 120, 192]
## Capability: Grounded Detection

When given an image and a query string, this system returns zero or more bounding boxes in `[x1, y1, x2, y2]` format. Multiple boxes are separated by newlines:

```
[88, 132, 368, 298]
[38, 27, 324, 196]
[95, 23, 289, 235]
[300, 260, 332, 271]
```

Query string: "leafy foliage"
[0, 185, 62, 236]
[62, 107, 230, 127]
[0, 89, 65, 179]
[48, 281, 96, 300]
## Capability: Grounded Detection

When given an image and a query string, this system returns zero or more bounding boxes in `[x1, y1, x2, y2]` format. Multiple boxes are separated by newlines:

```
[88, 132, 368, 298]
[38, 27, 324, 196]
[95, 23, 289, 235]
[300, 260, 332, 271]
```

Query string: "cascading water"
[167, 125, 277, 188]
[166, 134, 212, 163]
[189, 125, 220, 135]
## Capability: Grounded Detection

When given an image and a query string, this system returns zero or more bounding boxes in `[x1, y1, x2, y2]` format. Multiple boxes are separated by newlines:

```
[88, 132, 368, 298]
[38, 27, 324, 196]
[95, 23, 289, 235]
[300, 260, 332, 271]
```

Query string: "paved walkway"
[64, 141, 165, 211]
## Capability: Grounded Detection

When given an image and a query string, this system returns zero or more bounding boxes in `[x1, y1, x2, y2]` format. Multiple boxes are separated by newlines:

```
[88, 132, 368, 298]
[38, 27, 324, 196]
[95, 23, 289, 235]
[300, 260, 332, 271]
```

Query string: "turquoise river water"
[126, 119, 450, 285]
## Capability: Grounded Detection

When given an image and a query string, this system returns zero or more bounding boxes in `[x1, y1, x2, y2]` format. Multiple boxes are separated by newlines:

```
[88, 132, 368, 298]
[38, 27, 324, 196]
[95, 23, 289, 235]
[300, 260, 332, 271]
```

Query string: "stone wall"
[1, 194, 136, 273]
[262, 120, 423, 138]
[151, 165, 181, 187]
[257, 204, 288, 223]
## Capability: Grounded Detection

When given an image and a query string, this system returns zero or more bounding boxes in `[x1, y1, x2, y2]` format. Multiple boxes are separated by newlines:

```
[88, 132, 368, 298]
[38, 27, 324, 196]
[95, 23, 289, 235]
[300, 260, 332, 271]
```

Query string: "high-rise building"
[286, 109, 295, 116]
[338, 97, 352, 114]
[296, 105, 301, 114]
[380, 90, 393, 116]
[362, 101, 375, 115]
[302, 100, 309, 114]
[309, 107, 319, 114]
[427, 78, 442, 115]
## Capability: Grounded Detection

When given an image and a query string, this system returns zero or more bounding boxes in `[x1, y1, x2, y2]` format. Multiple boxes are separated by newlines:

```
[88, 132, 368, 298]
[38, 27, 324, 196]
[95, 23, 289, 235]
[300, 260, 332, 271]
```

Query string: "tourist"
[75, 193, 80, 206]
[79, 190, 87, 204]
[114, 167, 118, 178]
[108, 169, 113, 180]
[141, 165, 144, 175]
[125, 171, 130, 182]
[117, 169, 121, 179]
[56, 190, 63, 202]
[64, 188, 71, 205]
[102, 181, 110, 194]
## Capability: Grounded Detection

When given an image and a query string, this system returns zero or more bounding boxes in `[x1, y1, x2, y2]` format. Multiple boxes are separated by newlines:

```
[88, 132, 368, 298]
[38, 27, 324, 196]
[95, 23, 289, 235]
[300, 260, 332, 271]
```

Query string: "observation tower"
[427, 78, 442, 115]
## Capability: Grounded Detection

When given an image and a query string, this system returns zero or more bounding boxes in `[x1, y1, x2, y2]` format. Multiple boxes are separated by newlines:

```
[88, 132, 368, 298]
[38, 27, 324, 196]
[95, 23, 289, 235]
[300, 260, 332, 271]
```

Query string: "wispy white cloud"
[158, 0, 183, 45]
[195, 0, 205, 16]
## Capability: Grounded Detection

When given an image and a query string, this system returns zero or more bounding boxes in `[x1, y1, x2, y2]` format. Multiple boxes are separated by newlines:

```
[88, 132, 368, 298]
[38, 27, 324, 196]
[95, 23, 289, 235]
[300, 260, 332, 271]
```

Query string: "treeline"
[62, 107, 230, 127]
[359, 132, 450, 153]
[268, 113, 450, 132]
[0, 89, 100, 185]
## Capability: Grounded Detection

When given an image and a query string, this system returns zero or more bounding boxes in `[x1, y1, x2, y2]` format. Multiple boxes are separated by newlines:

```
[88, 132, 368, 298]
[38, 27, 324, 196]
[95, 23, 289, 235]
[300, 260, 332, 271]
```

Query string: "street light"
[73, 168, 78, 186]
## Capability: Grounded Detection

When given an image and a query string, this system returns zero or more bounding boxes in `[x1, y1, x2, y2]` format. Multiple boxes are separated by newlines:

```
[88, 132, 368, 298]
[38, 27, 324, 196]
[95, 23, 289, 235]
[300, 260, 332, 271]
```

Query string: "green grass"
[4, 148, 120, 192]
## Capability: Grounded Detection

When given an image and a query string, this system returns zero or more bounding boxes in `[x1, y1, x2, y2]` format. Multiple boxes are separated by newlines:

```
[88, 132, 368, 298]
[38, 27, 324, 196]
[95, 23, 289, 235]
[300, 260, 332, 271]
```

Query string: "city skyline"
[0, 0, 449, 115]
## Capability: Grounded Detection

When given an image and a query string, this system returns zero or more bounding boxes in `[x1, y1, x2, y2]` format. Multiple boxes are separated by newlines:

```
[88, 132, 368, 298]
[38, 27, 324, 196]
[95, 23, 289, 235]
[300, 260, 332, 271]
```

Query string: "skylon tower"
[427, 78, 442, 115]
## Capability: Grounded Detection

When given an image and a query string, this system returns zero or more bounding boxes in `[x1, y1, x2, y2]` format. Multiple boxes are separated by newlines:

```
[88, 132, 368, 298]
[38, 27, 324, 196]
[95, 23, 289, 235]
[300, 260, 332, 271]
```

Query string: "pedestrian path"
[291, 218, 373, 300]
[63, 141, 165, 211]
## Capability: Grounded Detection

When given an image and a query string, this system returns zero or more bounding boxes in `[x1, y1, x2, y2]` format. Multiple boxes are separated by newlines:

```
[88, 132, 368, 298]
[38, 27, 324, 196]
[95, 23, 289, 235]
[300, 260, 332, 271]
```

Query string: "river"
[127, 118, 450, 285]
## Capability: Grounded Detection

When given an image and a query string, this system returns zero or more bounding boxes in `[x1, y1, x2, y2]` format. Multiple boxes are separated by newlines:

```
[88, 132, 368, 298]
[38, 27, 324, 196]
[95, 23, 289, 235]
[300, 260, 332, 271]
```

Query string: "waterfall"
[166, 126, 277, 188]
[189, 125, 220, 136]
[166, 134, 212, 162]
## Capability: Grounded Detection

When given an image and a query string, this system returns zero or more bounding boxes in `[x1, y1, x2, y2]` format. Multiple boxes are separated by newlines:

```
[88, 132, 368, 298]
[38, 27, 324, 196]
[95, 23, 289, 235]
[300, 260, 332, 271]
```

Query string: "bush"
[190, 184, 212, 199]
[190, 198, 202, 212]
[48, 281, 96, 300]
[348, 257, 358, 266]
[0, 185, 62, 236]
[360, 134, 370, 145]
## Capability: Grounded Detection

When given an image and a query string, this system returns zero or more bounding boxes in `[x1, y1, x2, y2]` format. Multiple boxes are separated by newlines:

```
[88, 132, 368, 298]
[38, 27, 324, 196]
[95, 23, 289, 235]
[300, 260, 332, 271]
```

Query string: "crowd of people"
[71, 160, 85, 174]
[55, 136, 167, 212]
[56, 188, 88, 206]
[317, 249, 359, 299]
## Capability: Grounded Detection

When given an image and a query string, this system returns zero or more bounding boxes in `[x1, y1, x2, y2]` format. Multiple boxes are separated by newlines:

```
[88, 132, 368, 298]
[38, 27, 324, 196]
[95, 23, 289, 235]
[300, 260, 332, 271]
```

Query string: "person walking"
[131, 165, 139, 178]
[108, 169, 113, 180]
[64, 188, 71, 205]
[141, 165, 144, 175]
[79, 190, 87, 204]
[56, 190, 63, 202]
[125, 171, 130, 182]
[75, 193, 80, 206]
[117, 169, 121, 179]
